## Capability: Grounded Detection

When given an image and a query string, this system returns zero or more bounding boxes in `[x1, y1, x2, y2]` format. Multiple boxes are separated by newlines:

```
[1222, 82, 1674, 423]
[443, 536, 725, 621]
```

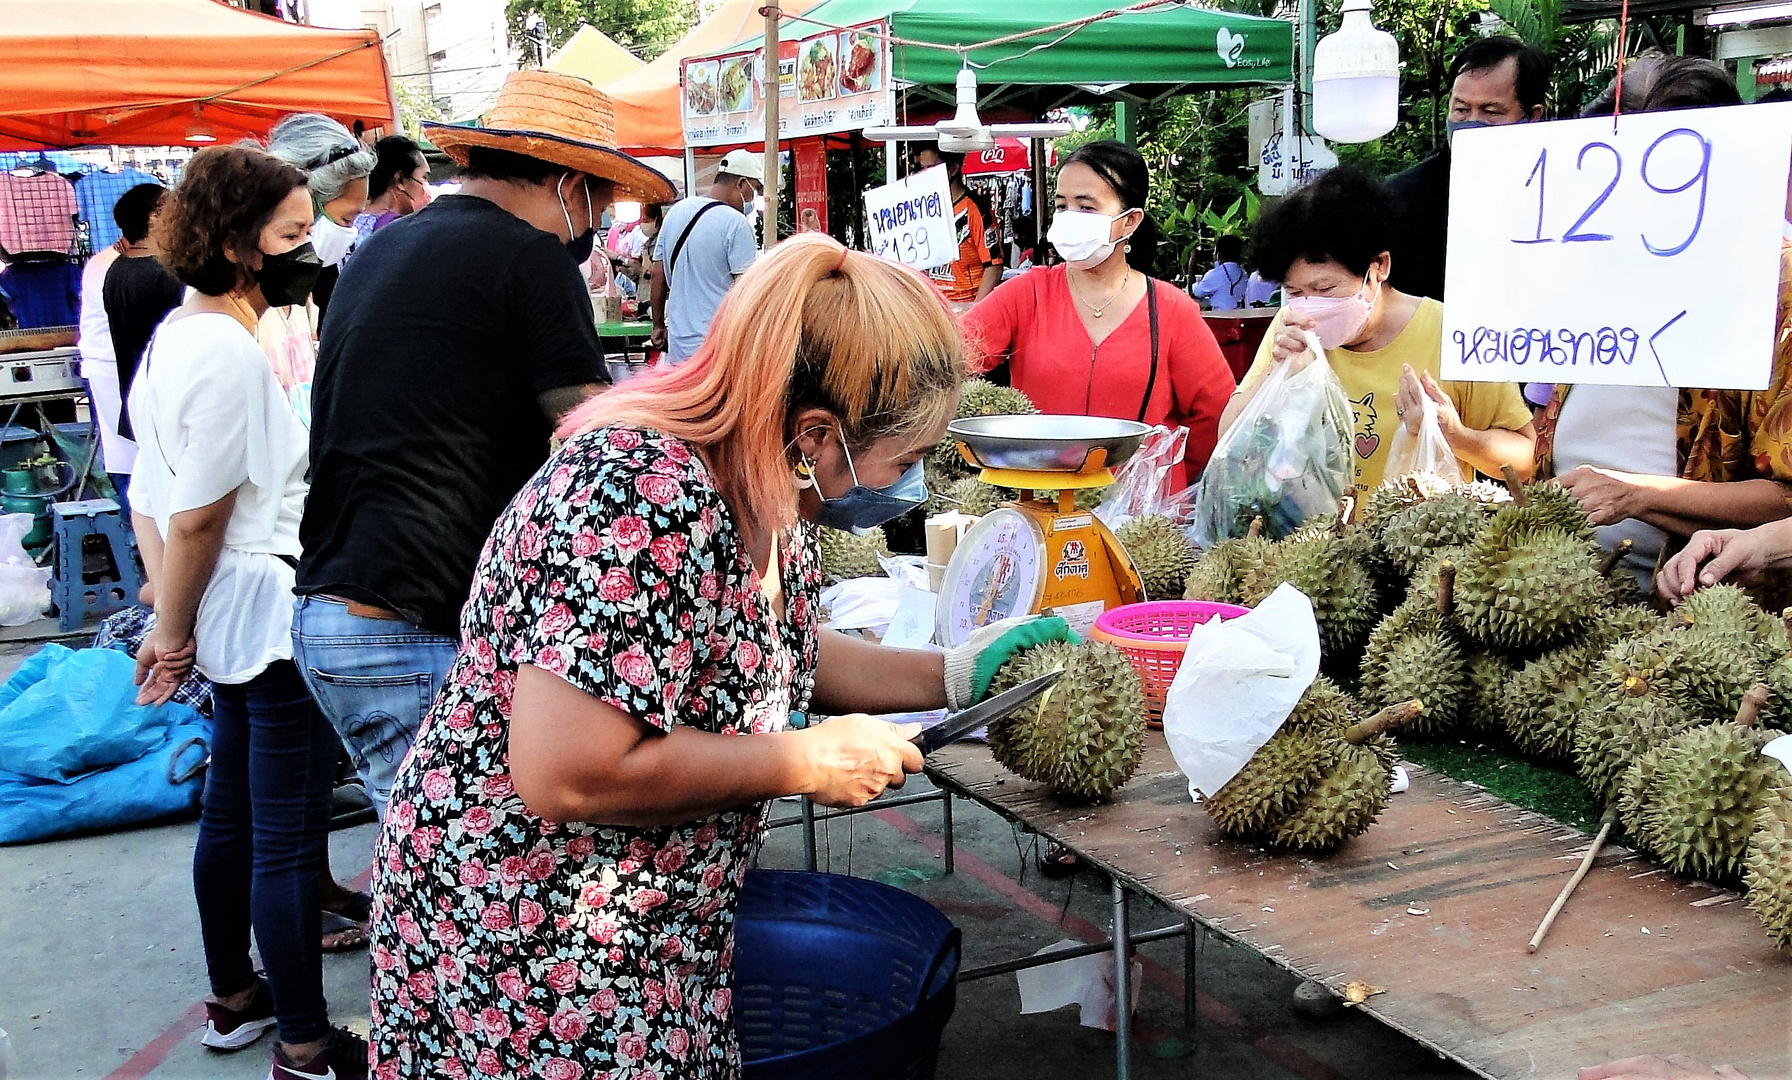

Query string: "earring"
[793, 457, 817, 490]
[1124, 242, 1132, 253]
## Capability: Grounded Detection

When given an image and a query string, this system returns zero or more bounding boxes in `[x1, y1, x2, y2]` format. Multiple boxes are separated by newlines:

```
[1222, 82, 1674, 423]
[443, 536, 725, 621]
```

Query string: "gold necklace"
[1072, 268, 1132, 318]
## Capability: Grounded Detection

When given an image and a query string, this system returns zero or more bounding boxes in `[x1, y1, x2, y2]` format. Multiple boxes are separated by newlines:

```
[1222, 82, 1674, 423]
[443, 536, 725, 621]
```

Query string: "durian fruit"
[1619, 684, 1778, 881]
[1586, 605, 1665, 651]
[1357, 477, 1429, 537]
[1672, 585, 1792, 664]
[1032, 486, 1106, 511]
[1744, 778, 1792, 950]
[818, 526, 888, 585]
[1453, 508, 1612, 654]
[1241, 521, 1381, 665]
[929, 379, 1037, 480]
[1504, 640, 1607, 763]
[1267, 701, 1421, 852]
[1378, 493, 1484, 579]
[926, 475, 1008, 518]
[1573, 692, 1694, 804]
[1463, 478, 1513, 511]
[1462, 651, 1517, 737]
[1491, 467, 1597, 544]
[1359, 566, 1466, 737]
[1184, 518, 1272, 606]
[985, 640, 1147, 801]
[1202, 678, 1358, 836]
[1114, 515, 1195, 602]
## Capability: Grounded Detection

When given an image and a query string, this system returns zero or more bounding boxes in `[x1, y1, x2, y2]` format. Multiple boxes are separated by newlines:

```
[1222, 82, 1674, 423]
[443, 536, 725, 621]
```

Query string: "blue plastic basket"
[735, 870, 961, 1080]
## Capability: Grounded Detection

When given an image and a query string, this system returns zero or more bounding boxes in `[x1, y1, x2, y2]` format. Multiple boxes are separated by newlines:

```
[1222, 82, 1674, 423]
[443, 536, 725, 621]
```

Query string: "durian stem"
[1735, 682, 1771, 730]
[1345, 700, 1424, 743]
[1247, 516, 1264, 539]
[1528, 806, 1618, 954]
[1596, 539, 1635, 578]
[1435, 562, 1456, 620]
[1500, 464, 1529, 506]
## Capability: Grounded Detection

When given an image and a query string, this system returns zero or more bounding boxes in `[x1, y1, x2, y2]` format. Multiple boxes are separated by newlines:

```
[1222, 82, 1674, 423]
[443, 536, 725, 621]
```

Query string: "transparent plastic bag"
[0, 514, 48, 627]
[1190, 332, 1353, 545]
[1383, 392, 1463, 488]
[1095, 425, 1189, 529]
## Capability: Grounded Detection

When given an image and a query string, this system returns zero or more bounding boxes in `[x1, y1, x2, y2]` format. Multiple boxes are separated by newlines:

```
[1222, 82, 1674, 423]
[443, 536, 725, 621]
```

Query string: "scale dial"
[936, 508, 1048, 647]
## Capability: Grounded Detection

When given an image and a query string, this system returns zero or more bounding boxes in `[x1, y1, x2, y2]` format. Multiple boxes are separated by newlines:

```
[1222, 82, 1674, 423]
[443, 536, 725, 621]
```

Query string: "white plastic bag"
[1015, 939, 1143, 1032]
[1383, 392, 1463, 488]
[1161, 583, 1321, 802]
[0, 514, 48, 627]
[1190, 332, 1352, 545]
[1094, 425, 1188, 529]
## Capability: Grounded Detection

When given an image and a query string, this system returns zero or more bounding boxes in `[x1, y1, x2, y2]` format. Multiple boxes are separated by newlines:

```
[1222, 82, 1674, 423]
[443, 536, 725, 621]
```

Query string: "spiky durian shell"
[1463, 651, 1517, 736]
[1359, 598, 1444, 695]
[1360, 622, 1466, 737]
[1282, 676, 1361, 732]
[1379, 494, 1484, 579]
[1573, 691, 1693, 804]
[929, 379, 1037, 479]
[1266, 741, 1395, 852]
[818, 526, 888, 585]
[1744, 779, 1792, 950]
[1454, 524, 1606, 653]
[1503, 642, 1603, 763]
[1358, 480, 1429, 537]
[986, 640, 1146, 801]
[927, 475, 1009, 518]
[1619, 722, 1778, 882]
[1204, 729, 1339, 837]
[1586, 605, 1665, 652]
[1490, 482, 1596, 543]
[1184, 534, 1274, 606]
[1673, 585, 1792, 668]
[1032, 487, 1106, 511]
[1621, 626, 1764, 723]
[1242, 536, 1380, 664]
[1400, 549, 1467, 614]
[1116, 515, 1197, 602]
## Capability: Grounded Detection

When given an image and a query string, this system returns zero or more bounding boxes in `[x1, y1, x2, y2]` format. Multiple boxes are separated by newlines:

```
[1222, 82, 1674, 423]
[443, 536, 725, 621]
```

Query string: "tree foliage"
[394, 81, 445, 141]
[506, 0, 697, 62]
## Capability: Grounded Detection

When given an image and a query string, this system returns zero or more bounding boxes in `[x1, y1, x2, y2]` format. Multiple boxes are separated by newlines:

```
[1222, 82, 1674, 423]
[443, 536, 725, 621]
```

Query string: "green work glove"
[942, 615, 1078, 711]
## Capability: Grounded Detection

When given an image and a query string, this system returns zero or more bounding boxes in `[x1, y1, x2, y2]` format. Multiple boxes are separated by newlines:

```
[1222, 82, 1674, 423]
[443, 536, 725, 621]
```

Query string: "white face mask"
[1048, 209, 1133, 270]
[311, 213, 356, 267]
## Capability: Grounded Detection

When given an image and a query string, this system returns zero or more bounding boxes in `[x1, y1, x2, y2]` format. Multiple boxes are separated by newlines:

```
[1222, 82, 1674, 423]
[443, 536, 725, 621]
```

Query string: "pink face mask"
[1285, 274, 1376, 349]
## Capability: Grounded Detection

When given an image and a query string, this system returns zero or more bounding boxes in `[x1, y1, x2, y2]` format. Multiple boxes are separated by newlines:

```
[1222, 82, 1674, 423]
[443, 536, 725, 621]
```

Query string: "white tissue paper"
[1764, 734, 1792, 775]
[1161, 583, 1322, 803]
[1014, 939, 1143, 1032]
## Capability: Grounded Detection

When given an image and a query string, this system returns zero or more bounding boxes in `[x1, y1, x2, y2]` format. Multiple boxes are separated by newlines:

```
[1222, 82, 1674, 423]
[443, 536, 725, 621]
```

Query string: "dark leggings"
[191, 659, 335, 1045]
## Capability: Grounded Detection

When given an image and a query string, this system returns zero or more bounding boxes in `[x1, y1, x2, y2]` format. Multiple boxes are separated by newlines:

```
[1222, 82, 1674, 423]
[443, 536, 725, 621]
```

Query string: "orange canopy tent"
[604, 0, 828, 155]
[0, 0, 394, 151]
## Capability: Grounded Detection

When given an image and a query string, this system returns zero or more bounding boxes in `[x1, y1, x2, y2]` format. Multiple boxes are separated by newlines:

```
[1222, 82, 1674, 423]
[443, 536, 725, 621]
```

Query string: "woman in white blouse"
[128, 145, 366, 1080]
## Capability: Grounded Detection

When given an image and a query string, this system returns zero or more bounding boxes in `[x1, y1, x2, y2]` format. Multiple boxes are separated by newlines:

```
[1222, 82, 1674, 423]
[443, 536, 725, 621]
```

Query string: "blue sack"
[0, 720, 210, 844]
[0, 644, 196, 782]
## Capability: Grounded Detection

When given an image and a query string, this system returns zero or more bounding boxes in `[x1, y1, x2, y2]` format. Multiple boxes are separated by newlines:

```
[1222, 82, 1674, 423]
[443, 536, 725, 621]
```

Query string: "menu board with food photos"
[681, 20, 893, 148]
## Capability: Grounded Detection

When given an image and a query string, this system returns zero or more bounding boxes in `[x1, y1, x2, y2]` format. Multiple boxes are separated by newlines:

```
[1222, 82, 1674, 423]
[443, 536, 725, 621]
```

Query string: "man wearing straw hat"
[293, 71, 677, 816]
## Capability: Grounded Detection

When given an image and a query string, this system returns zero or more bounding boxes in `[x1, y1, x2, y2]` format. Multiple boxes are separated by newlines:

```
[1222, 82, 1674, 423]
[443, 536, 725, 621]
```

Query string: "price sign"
[1442, 102, 1792, 390]
[863, 165, 954, 272]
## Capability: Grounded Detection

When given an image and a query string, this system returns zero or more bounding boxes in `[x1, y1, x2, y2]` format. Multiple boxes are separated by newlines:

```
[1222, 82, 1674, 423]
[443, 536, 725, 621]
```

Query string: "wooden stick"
[1247, 516, 1264, 539]
[1345, 700, 1424, 743]
[1435, 562, 1456, 620]
[1500, 464, 1529, 506]
[1735, 682, 1771, 730]
[1528, 806, 1618, 953]
[1596, 538, 1635, 578]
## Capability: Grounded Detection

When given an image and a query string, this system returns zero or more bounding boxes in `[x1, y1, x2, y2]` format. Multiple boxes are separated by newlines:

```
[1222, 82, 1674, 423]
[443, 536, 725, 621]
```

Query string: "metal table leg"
[941, 790, 955, 875]
[1185, 914, 1198, 1030]
[1112, 877, 1132, 1080]
[801, 797, 818, 871]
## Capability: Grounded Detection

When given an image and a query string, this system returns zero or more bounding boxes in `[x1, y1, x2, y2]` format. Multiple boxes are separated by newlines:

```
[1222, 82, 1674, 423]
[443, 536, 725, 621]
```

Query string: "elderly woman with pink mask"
[1220, 167, 1536, 492]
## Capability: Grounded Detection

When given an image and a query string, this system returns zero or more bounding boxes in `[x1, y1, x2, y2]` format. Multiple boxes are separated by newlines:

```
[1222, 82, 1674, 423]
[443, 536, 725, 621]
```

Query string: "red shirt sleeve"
[1161, 288, 1236, 477]
[961, 274, 1027, 376]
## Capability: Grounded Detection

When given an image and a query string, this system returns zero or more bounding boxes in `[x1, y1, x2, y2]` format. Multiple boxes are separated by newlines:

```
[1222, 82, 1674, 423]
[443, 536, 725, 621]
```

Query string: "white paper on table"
[1015, 939, 1143, 1032]
[1160, 583, 1321, 802]
[821, 579, 899, 633]
[882, 583, 939, 650]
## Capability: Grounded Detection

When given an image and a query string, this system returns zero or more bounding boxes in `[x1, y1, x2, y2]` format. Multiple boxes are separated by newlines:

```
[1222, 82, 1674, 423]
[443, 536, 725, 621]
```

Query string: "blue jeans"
[191, 660, 334, 1045]
[291, 595, 457, 819]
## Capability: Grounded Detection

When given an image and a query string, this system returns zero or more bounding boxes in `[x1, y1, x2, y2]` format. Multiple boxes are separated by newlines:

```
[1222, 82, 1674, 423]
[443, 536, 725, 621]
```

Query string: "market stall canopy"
[0, 0, 394, 150]
[741, 0, 1293, 112]
[603, 0, 833, 154]
[546, 26, 645, 87]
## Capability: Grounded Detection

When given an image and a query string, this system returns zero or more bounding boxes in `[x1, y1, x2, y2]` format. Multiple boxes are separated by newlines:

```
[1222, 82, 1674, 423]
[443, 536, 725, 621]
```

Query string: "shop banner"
[1443, 102, 1792, 389]
[681, 21, 894, 149]
[863, 165, 954, 271]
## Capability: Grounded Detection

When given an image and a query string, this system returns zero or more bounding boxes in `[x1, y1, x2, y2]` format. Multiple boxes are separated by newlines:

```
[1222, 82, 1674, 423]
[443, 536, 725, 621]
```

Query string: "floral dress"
[368, 426, 822, 1080]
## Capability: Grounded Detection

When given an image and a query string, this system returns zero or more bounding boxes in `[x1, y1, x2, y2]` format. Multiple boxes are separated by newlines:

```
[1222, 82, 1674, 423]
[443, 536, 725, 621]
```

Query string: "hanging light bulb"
[1311, 0, 1399, 144]
[184, 104, 217, 144]
[936, 67, 995, 153]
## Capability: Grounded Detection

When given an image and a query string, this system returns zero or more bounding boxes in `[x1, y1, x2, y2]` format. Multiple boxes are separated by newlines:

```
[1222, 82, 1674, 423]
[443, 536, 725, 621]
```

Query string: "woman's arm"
[1558, 467, 1792, 536]
[1398, 366, 1539, 482]
[136, 491, 236, 704]
[810, 631, 947, 716]
[132, 510, 165, 606]
[509, 664, 923, 826]
[961, 275, 1023, 375]
[1658, 518, 1792, 602]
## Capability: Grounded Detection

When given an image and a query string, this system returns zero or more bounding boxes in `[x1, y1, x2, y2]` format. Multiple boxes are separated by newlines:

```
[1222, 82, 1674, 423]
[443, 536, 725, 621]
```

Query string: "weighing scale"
[935, 415, 1150, 647]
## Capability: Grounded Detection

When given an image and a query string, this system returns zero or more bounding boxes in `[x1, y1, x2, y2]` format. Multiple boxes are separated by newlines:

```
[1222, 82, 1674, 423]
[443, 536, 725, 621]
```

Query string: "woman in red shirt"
[963, 141, 1235, 489]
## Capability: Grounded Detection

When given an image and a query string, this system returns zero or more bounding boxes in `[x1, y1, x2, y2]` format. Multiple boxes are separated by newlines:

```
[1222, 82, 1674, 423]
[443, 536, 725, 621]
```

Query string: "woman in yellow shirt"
[1220, 167, 1536, 492]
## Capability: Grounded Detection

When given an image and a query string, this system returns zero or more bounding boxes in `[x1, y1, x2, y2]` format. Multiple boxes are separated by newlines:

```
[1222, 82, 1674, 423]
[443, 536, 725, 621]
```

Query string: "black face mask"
[254, 242, 323, 307]
[566, 227, 597, 264]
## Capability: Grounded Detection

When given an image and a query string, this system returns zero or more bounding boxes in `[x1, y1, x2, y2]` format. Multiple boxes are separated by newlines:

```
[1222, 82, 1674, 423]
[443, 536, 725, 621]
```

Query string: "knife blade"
[912, 669, 1063, 755]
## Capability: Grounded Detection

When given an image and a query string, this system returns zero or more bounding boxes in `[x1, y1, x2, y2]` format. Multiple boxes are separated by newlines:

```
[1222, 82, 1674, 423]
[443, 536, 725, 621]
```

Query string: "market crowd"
[53, 34, 1788, 1080]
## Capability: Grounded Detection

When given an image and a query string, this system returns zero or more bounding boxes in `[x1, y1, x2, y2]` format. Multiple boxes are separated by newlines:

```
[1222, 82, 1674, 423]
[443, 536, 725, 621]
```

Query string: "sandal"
[1037, 841, 1080, 879]
[320, 910, 368, 952]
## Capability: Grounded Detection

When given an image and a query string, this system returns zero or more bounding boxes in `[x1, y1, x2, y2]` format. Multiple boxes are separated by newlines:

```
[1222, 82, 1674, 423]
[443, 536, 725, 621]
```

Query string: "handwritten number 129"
[1512, 128, 1710, 256]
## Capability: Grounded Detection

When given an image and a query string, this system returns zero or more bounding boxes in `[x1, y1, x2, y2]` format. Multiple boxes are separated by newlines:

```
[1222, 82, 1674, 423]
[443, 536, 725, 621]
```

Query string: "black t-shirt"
[102, 254, 184, 440]
[297, 195, 607, 636]
[1385, 151, 1451, 302]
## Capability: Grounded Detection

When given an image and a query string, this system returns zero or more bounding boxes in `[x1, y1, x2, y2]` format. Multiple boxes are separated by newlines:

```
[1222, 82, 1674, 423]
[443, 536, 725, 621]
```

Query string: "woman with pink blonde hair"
[367, 233, 1071, 1078]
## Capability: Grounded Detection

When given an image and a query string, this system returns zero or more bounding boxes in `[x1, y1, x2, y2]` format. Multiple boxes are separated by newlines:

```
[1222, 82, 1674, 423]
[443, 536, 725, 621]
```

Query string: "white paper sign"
[1442, 102, 1792, 390]
[863, 164, 955, 271]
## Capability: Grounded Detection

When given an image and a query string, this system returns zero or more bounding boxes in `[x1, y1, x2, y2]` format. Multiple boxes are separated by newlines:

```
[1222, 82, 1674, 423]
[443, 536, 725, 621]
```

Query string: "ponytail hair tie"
[834, 247, 851, 274]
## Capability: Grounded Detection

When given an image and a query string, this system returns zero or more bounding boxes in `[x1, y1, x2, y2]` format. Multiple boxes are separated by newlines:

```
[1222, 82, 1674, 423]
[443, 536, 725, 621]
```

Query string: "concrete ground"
[0, 776, 1474, 1080]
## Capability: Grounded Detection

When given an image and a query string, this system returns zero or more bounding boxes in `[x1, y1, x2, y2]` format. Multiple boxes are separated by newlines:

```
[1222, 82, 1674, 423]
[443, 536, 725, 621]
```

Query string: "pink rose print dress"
[368, 426, 822, 1080]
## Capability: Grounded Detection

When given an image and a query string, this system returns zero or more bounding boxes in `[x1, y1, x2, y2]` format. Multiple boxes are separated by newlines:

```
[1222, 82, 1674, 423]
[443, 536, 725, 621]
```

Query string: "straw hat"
[425, 71, 674, 203]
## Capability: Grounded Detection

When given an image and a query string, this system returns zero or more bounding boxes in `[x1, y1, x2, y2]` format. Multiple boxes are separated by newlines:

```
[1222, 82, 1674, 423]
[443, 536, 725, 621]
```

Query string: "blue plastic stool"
[51, 498, 142, 632]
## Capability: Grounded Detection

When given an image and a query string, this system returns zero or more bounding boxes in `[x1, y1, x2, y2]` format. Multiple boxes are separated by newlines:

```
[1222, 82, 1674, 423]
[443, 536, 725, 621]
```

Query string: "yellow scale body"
[934, 455, 1144, 647]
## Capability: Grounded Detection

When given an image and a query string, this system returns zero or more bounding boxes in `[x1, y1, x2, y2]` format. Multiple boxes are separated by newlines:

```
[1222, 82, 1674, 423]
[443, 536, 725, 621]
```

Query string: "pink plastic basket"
[1090, 601, 1250, 728]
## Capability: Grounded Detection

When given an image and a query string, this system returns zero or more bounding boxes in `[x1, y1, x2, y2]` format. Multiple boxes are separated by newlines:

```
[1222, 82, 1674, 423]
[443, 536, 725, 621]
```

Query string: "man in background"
[1191, 234, 1249, 310]
[1386, 36, 1548, 300]
[914, 144, 1002, 306]
[101, 183, 182, 475]
[651, 149, 762, 365]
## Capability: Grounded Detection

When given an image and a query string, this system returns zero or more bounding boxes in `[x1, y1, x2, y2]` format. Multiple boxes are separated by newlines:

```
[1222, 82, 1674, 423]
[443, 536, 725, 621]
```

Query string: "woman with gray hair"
[266, 113, 375, 267]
